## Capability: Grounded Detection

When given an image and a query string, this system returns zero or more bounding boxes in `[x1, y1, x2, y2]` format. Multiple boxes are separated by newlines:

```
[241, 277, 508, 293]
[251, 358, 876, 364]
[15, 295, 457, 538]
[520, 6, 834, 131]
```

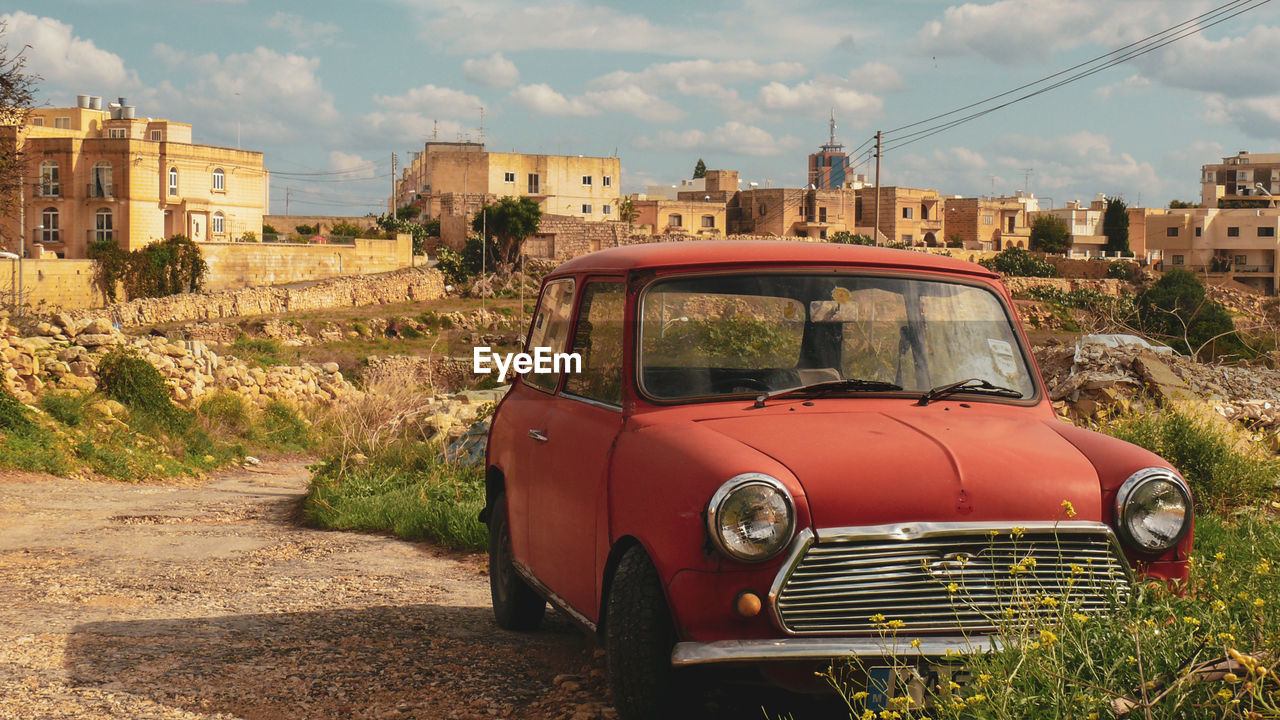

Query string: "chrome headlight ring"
[1114, 467, 1193, 554]
[706, 473, 796, 563]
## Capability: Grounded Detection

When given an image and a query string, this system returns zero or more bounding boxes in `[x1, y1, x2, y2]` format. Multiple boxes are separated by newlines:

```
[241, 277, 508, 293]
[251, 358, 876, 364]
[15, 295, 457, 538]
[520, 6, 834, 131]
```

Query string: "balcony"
[86, 184, 114, 199]
[1235, 264, 1275, 274]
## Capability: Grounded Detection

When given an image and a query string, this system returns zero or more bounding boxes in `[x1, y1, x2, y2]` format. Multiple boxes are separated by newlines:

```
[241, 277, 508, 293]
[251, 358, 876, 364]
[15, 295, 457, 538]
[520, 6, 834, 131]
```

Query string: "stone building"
[856, 186, 945, 245]
[1200, 151, 1280, 208]
[3, 95, 267, 259]
[394, 142, 621, 223]
[728, 187, 858, 239]
[943, 193, 1036, 250]
[1145, 207, 1280, 294]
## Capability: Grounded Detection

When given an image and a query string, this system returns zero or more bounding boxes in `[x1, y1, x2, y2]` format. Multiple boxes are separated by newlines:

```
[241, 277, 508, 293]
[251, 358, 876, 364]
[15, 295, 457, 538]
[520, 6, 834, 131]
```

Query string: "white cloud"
[151, 45, 338, 144]
[918, 0, 1185, 64]
[590, 59, 807, 93]
[373, 84, 484, 114]
[265, 11, 340, 48]
[363, 113, 469, 145]
[510, 82, 684, 122]
[1093, 74, 1150, 100]
[634, 122, 800, 157]
[757, 79, 883, 120]
[2, 11, 137, 91]
[849, 62, 904, 93]
[328, 151, 376, 180]
[462, 52, 520, 88]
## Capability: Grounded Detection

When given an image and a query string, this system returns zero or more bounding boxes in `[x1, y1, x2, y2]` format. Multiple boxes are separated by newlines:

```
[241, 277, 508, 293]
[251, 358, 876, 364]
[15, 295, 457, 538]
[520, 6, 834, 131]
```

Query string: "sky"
[7, 0, 1280, 216]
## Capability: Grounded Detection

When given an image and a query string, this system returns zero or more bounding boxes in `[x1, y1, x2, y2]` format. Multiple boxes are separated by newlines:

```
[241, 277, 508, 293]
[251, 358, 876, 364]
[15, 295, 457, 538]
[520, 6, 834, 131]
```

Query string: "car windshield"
[639, 273, 1036, 402]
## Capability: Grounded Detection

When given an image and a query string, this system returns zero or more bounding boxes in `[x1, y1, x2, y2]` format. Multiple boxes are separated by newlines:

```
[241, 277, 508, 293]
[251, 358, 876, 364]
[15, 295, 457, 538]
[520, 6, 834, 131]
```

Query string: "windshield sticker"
[988, 339, 1018, 376]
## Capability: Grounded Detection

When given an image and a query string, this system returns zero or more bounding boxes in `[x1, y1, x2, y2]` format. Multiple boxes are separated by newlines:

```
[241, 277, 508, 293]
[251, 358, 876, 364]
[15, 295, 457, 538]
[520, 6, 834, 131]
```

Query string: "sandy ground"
[0, 459, 613, 720]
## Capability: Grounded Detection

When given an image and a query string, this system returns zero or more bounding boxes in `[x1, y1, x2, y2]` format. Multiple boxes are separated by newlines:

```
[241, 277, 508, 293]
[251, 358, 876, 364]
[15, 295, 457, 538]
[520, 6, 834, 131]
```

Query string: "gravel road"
[0, 459, 613, 720]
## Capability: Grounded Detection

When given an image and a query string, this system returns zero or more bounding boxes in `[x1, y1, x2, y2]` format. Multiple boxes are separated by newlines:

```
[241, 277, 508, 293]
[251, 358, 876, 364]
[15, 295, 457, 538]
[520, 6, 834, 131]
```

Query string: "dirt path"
[0, 459, 613, 720]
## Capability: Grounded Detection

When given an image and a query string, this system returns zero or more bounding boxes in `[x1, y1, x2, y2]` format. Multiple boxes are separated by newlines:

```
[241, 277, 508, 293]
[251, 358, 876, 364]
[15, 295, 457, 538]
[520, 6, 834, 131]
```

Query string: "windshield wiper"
[754, 378, 903, 408]
[917, 377, 1023, 406]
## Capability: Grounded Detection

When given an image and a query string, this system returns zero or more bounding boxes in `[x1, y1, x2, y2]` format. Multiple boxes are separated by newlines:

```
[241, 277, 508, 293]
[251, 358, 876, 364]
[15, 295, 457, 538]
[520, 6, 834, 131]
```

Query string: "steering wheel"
[711, 377, 771, 393]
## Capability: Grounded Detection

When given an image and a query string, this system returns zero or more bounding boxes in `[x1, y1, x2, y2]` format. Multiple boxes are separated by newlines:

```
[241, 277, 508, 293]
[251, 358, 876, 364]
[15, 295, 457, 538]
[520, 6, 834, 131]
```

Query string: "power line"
[880, 0, 1272, 154]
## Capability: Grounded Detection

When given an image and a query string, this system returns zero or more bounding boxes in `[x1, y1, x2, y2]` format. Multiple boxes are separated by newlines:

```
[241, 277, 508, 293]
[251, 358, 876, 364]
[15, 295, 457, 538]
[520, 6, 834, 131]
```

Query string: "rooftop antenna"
[829, 107, 837, 147]
[1022, 168, 1034, 194]
[476, 105, 486, 143]
[989, 175, 996, 197]
[432, 120, 439, 141]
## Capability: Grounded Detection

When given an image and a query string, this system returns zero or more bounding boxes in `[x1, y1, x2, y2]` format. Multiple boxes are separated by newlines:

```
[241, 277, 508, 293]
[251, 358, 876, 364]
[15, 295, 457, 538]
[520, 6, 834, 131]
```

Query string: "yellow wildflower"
[1224, 673, 1240, 684]
[851, 691, 869, 701]
[1253, 598, 1266, 609]
[1061, 500, 1077, 518]
[977, 674, 992, 685]
[946, 582, 959, 594]
[1011, 526, 1025, 538]
[1072, 613, 1090, 623]
[1182, 616, 1201, 627]
[910, 638, 921, 649]
[886, 619, 906, 630]
[1039, 629, 1058, 646]
[1215, 552, 1226, 561]
[1039, 596, 1059, 608]
[870, 613, 886, 623]
[1216, 689, 1234, 701]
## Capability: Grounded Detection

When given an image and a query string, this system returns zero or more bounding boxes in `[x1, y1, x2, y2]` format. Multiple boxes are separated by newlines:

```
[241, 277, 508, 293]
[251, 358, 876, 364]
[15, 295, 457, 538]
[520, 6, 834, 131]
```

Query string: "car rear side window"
[524, 278, 576, 393]
[564, 281, 625, 406]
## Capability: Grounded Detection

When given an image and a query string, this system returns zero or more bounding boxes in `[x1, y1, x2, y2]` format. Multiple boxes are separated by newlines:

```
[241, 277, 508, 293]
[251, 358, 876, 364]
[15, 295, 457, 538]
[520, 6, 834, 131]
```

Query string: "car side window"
[564, 281, 625, 406]
[524, 278, 576, 393]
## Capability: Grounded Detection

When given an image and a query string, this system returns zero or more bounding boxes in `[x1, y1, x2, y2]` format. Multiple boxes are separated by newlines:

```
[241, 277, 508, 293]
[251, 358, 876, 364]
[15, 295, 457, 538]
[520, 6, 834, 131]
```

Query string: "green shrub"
[229, 335, 287, 366]
[197, 391, 252, 436]
[260, 401, 312, 450]
[1136, 269, 1240, 357]
[330, 221, 365, 238]
[980, 247, 1060, 277]
[829, 231, 875, 246]
[0, 385, 72, 474]
[97, 350, 178, 418]
[38, 392, 91, 427]
[1101, 406, 1278, 512]
[1107, 260, 1138, 280]
[0, 384, 36, 435]
[262, 224, 279, 237]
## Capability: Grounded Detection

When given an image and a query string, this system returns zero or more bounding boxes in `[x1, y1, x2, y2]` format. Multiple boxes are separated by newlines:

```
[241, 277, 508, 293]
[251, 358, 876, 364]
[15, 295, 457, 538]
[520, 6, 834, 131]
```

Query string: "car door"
[528, 279, 626, 617]
[501, 277, 576, 567]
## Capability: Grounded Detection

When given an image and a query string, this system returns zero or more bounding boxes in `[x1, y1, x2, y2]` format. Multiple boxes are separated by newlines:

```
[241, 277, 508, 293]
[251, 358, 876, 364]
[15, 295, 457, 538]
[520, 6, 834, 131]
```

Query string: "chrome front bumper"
[671, 635, 997, 667]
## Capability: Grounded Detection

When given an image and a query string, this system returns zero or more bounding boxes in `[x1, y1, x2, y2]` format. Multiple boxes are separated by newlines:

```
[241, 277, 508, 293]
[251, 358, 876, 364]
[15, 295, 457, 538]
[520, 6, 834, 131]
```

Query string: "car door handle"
[528, 429, 549, 442]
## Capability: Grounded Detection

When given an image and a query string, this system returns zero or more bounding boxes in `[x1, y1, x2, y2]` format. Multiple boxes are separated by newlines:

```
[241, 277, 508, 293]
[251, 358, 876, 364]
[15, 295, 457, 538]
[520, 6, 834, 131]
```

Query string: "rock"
[244, 456, 261, 466]
[82, 317, 114, 335]
[322, 362, 340, 374]
[77, 333, 119, 347]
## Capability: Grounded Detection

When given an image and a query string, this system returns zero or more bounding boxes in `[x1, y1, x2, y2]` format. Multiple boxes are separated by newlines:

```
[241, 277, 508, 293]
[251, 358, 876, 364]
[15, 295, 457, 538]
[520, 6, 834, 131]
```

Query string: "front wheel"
[488, 493, 546, 631]
[605, 545, 680, 720]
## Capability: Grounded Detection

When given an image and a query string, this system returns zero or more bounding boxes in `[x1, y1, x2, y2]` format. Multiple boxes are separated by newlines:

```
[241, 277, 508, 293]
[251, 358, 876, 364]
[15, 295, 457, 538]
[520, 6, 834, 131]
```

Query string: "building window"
[1227, 226, 1240, 237]
[108, 128, 128, 139]
[41, 208, 59, 243]
[669, 214, 683, 227]
[1195, 227, 1202, 237]
[169, 167, 179, 196]
[818, 207, 827, 223]
[982, 214, 994, 225]
[582, 175, 592, 186]
[503, 172, 515, 183]
[602, 176, 612, 187]
[1235, 254, 1248, 265]
[55, 117, 71, 129]
[212, 212, 225, 235]
[91, 162, 113, 198]
[39, 161, 59, 197]
[150, 130, 162, 141]
[902, 207, 913, 219]
[32, 117, 44, 127]
[1166, 227, 1179, 237]
[527, 173, 540, 194]
[759, 205, 767, 216]
[1258, 227, 1276, 237]
[212, 168, 225, 191]
[902, 234, 913, 243]
[581, 204, 592, 214]
[1172, 254, 1184, 266]
[819, 230, 827, 239]
[95, 208, 113, 243]
[701, 215, 715, 228]
[602, 205, 612, 215]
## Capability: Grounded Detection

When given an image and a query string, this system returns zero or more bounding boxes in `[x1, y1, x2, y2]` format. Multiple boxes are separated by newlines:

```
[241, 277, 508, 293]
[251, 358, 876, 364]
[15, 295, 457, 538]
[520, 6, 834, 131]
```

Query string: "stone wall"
[0, 259, 107, 311]
[262, 215, 379, 234]
[59, 266, 446, 328]
[201, 235, 414, 291]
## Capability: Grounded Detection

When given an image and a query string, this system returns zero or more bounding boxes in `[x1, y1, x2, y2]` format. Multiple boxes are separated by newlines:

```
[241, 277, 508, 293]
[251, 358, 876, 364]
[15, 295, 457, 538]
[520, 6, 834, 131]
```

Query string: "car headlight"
[706, 473, 795, 562]
[1115, 468, 1193, 553]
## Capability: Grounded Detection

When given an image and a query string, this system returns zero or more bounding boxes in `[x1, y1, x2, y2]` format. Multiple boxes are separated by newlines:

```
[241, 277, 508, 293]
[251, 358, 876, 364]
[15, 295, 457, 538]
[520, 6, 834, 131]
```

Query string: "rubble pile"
[1206, 282, 1279, 327]
[0, 312, 354, 408]
[1038, 335, 1280, 438]
[362, 355, 472, 393]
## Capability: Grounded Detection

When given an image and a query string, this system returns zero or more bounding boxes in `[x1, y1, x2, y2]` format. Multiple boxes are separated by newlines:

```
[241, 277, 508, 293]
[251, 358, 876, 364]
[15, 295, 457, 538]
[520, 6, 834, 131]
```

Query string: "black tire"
[605, 545, 681, 720]
[488, 493, 546, 631]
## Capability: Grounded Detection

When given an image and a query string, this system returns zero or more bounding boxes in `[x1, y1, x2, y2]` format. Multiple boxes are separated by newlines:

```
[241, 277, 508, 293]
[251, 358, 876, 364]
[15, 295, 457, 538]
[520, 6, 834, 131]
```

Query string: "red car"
[482, 241, 1192, 718]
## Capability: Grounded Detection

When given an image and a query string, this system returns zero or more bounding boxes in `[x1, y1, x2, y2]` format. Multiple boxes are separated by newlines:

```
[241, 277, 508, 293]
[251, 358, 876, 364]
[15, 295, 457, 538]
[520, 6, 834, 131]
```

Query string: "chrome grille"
[773, 524, 1131, 635]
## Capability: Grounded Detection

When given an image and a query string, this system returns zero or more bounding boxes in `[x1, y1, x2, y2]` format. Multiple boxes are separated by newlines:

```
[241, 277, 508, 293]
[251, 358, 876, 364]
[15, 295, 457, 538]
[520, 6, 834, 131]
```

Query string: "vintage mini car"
[481, 241, 1193, 718]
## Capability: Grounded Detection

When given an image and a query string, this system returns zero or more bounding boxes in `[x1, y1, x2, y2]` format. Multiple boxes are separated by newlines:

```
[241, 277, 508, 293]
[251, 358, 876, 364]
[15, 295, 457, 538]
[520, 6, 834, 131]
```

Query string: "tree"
[1102, 196, 1130, 255]
[1028, 215, 1071, 254]
[0, 22, 39, 237]
[472, 196, 542, 274]
[693, 158, 706, 179]
[1136, 268, 1236, 358]
[617, 196, 637, 231]
[1168, 199, 1198, 209]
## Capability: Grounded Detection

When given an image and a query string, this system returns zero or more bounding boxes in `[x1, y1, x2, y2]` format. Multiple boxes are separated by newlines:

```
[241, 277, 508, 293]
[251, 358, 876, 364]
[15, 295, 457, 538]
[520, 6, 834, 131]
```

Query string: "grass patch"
[1100, 405, 1279, 513]
[229, 335, 291, 367]
[304, 445, 485, 550]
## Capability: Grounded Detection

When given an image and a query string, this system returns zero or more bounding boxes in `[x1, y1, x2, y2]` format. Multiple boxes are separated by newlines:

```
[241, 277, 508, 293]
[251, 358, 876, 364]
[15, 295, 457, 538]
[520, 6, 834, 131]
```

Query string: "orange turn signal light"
[735, 591, 762, 618]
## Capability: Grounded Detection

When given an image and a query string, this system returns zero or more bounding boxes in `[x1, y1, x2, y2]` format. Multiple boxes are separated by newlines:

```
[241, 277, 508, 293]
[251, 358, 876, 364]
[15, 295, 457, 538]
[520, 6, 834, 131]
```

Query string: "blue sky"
[8, 1, 1280, 215]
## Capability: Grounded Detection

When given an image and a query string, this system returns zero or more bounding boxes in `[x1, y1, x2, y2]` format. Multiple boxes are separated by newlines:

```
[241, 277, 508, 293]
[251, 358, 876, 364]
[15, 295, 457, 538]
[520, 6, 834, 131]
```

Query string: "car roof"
[546, 240, 1000, 279]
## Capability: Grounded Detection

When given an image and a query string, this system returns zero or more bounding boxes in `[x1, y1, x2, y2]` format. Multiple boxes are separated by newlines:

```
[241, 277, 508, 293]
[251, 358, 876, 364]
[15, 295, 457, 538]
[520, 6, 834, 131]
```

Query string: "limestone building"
[1200, 151, 1280, 208]
[942, 193, 1037, 251]
[856, 186, 945, 245]
[2, 95, 268, 259]
[394, 142, 621, 222]
[1145, 207, 1280, 294]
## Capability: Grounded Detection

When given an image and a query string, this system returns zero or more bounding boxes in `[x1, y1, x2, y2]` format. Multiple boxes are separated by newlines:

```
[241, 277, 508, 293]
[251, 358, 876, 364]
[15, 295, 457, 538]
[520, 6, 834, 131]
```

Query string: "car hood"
[696, 407, 1102, 529]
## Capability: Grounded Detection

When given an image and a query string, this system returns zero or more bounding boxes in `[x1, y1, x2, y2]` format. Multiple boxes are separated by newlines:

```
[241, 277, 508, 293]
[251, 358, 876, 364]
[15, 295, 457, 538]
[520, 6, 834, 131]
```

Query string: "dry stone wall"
[0, 314, 353, 408]
[54, 267, 446, 329]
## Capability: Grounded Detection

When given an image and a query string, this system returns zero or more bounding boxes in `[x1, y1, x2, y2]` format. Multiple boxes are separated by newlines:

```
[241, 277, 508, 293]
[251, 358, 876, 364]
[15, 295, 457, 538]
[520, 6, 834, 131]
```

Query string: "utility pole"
[17, 180, 24, 315]
[390, 152, 397, 215]
[873, 130, 882, 246]
[285, 186, 291, 217]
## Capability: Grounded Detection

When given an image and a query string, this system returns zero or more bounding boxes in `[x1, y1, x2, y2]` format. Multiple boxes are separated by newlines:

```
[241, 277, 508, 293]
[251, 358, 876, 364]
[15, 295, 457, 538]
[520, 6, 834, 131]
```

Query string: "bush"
[97, 349, 189, 430]
[1107, 260, 1138, 280]
[262, 224, 279, 237]
[980, 247, 1060, 277]
[1137, 269, 1239, 357]
[1029, 215, 1071, 254]
[330, 221, 365, 238]
[38, 392, 90, 427]
[91, 235, 207, 301]
[229, 335, 288, 366]
[260, 401, 312, 450]
[238, 231, 258, 243]
[829, 231, 875, 246]
[295, 224, 318, 236]
[1101, 406, 1278, 512]
[0, 384, 36, 435]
